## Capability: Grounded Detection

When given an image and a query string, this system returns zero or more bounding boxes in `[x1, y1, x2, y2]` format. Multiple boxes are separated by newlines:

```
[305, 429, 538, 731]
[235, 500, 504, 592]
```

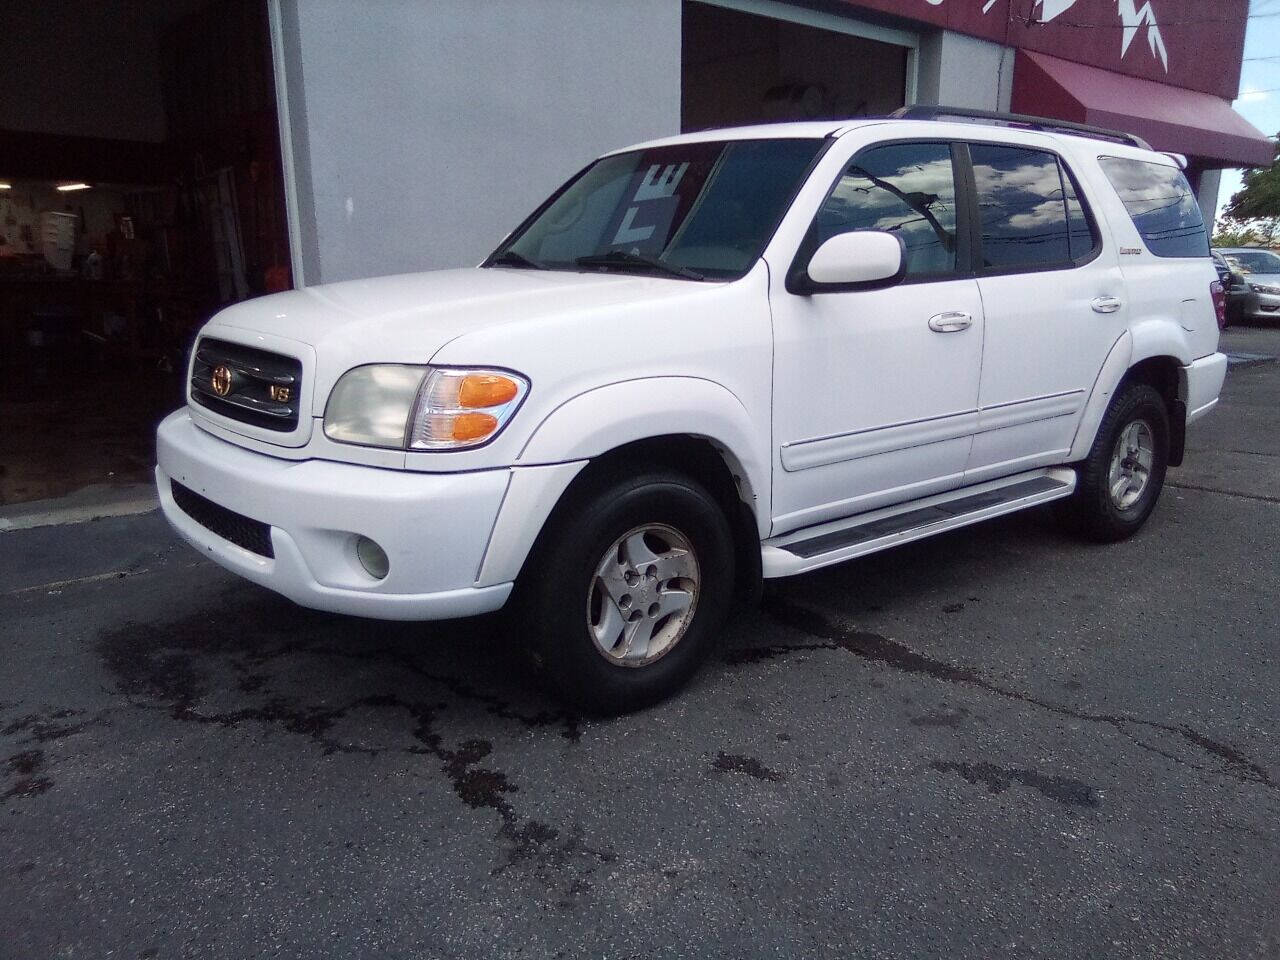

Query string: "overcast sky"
[1216, 0, 1280, 225]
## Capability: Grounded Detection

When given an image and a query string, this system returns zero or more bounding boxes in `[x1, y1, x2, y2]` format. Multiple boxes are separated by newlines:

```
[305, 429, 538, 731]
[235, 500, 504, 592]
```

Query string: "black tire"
[1061, 381, 1170, 542]
[517, 468, 735, 714]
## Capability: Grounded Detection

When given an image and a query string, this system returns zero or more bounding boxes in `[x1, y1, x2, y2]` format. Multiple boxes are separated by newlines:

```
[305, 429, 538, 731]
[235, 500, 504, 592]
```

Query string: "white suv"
[157, 109, 1228, 712]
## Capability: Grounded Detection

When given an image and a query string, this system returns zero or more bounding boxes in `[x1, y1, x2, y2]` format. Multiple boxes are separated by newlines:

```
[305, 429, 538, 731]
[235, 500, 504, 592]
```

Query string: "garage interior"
[681, 1, 910, 131]
[0, 0, 288, 505]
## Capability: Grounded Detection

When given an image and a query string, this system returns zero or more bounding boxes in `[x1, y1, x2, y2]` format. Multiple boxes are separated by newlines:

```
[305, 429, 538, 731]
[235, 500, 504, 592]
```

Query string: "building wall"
[273, 0, 682, 284]
[846, 0, 1249, 102]
[916, 30, 1012, 113]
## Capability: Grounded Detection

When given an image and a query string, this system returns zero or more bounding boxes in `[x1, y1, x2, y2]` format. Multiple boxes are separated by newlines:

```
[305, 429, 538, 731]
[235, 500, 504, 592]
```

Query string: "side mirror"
[791, 230, 906, 294]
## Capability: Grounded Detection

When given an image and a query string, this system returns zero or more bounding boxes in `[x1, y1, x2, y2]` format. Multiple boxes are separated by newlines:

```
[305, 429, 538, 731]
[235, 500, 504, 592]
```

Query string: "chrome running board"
[762, 468, 1076, 578]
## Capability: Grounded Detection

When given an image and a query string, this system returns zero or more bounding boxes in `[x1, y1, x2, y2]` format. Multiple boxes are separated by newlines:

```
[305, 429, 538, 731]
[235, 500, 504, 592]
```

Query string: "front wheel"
[1061, 381, 1170, 542]
[518, 469, 735, 714]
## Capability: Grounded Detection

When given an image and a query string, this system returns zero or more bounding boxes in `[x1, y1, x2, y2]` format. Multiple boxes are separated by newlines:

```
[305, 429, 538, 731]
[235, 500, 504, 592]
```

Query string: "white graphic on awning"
[1116, 1, 1168, 71]
[1033, 0, 1168, 71]
[923, 1, 1170, 73]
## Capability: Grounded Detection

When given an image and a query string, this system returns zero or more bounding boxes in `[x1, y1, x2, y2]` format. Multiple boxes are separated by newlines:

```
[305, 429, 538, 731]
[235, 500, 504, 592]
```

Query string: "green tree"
[1212, 223, 1267, 247]
[1219, 134, 1280, 245]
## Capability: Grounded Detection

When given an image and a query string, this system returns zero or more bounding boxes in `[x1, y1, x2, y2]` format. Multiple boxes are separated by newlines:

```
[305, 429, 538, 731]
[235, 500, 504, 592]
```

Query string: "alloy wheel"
[1108, 419, 1155, 510]
[587, 524, 701, 666]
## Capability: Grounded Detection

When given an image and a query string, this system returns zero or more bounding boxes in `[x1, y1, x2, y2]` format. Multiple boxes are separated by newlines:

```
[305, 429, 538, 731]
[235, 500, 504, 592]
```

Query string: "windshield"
[1223, 250, 1280, 274]
[486, 138, 826, 281]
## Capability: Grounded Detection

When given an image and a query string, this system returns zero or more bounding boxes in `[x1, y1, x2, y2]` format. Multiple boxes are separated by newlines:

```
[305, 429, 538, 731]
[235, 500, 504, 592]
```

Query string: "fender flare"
[1068, 331, 1132, 463]
[517, 376, 771, 535]
[1068, 320, 1193, 462]
[1128, 318, 1195, 369]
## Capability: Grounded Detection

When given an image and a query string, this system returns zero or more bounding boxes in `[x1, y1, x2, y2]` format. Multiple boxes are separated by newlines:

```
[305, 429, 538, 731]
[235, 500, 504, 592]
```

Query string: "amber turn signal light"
[458, 374, 519, 408]
[406, 367, 529, 450]
[450, 412, 499, 442]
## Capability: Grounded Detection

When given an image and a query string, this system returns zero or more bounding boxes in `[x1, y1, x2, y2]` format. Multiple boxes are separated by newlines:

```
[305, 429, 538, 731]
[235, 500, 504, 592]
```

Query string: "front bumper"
[1241, 288, 1280, 321]
[156, 409, 515, 620]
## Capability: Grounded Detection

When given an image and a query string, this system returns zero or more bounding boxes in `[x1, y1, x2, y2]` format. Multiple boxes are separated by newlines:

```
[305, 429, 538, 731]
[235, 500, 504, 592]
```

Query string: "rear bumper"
[1183, 352, 1228, 425]
[156, 409, 514, 620]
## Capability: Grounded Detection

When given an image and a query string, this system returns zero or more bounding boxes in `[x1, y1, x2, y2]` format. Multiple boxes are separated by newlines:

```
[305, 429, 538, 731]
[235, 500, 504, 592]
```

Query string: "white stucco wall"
[917, 29, 1013, 113]
[272, 0, 682, 285]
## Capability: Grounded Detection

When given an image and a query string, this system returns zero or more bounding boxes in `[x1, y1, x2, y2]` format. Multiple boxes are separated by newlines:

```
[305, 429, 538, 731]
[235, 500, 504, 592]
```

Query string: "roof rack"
[889, 105, 1152, 151]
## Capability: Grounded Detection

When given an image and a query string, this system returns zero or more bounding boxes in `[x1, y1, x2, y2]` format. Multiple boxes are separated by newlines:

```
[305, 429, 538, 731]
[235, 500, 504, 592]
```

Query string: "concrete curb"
[1226, 352, 1278, 369]
[0, 484, 159, 532]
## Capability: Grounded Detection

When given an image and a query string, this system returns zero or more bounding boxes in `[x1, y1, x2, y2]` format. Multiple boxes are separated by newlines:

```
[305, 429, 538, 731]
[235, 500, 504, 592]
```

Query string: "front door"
[770, 141, 984, 536]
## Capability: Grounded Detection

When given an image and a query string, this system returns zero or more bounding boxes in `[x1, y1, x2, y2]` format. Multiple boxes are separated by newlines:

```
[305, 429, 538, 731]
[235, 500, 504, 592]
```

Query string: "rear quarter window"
[1097, 157, 1209, 258]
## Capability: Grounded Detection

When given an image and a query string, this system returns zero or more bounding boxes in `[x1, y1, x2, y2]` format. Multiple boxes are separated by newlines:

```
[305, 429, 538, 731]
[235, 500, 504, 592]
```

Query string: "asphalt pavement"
[3, 327, 1278, 959]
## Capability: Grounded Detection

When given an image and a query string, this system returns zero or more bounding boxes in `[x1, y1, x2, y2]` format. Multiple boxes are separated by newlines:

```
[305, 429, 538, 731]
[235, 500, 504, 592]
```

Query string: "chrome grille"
[190, 337, 302, 432]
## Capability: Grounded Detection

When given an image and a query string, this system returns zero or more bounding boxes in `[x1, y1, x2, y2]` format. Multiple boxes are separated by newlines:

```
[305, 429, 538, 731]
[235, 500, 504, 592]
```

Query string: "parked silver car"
[1213, 247, 1280, 324]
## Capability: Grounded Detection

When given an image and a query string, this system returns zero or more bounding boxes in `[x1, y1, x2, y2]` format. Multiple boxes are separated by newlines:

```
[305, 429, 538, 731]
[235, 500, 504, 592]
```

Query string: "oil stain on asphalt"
[87, 588, 612, 884]
[928, 761, 1097, 807]
[4, 749, 51, 799]
[734, 597, 1274, 791]
[711, 751, 786, 783]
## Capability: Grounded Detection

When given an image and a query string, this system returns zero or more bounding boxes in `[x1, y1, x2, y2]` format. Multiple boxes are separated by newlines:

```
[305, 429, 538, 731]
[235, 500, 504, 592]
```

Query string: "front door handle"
[1092, 296, 1123, 314]
[928, 311, 973, 333]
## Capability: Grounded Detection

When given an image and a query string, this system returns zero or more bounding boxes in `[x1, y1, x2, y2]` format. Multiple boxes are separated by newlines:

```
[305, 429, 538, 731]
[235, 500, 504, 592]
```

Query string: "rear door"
[963, 137, 1129, 483]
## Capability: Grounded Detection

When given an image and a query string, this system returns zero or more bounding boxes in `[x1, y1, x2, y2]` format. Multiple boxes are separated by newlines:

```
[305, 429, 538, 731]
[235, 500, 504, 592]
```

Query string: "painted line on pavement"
[8, 569, 151, 596]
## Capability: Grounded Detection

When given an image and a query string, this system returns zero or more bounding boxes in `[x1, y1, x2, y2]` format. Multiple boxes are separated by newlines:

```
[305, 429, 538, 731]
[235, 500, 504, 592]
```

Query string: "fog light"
[356, 536, 389, 580]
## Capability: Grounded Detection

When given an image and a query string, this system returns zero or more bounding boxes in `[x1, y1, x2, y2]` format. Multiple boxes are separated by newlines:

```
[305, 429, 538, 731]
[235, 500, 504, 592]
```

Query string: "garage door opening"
[0, 0, 289, 506]
[682, 1, 915, 132]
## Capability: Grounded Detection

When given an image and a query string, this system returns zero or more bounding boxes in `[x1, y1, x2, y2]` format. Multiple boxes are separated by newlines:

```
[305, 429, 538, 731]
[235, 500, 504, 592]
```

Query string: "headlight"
[323, 364, 425, 447]
[323, 365, 528, 450]
[1250, 282, 1280, 295]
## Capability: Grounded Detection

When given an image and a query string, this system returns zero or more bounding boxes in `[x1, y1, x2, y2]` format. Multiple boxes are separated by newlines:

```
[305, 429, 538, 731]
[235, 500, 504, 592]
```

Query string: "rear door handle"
[1091, 296, 1123, 314]
[928, 311, 973, 333]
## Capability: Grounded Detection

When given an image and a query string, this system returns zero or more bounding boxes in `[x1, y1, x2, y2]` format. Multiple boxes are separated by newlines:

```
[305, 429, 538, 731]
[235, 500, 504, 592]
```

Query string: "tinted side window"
[664, 139, 829, 275]
[1098, 157, 1209, 258]
[970, 144, 1072, 271]
[810, 142, 959, 278]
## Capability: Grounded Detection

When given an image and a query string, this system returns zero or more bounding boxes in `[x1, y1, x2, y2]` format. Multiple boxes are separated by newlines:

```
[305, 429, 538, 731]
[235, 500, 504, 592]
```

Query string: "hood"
[202, 267, 696, 413]
[1243, 273, 1280, 285]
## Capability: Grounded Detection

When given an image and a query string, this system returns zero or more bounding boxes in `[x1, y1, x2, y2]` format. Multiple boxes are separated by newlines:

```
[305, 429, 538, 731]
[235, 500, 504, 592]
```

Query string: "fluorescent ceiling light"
[56, 183, 91, 192]
[0, 182, 11, 190]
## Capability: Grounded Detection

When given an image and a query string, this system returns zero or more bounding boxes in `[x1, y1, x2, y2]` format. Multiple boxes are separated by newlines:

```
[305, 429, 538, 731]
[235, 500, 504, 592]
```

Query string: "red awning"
[1011, 50, 1274, 168]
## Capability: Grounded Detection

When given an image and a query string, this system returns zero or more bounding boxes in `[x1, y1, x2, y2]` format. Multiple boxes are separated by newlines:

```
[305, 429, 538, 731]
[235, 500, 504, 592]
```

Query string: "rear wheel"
[519, 468, 735, 714]
[1062, 381, 1169, 542]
